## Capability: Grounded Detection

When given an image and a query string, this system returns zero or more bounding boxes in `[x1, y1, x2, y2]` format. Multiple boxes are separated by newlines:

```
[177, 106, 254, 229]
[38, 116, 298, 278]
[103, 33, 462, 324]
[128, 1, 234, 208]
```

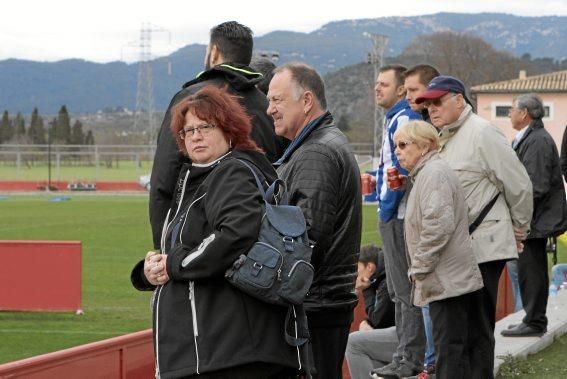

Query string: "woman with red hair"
[131, 85, 301, 378]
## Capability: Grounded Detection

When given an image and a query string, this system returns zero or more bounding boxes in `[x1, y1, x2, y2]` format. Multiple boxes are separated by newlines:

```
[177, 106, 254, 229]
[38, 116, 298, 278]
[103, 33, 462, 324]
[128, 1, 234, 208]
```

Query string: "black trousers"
[518, 238, 549, 331]
[467, 259, 507, 379]
[309, 324, 351, 378]
[429, 291, 480, 379]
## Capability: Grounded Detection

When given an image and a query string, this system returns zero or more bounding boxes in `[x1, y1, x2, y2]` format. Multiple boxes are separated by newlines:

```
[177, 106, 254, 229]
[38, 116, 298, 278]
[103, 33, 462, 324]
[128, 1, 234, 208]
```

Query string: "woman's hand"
[144, 251, 170, 286]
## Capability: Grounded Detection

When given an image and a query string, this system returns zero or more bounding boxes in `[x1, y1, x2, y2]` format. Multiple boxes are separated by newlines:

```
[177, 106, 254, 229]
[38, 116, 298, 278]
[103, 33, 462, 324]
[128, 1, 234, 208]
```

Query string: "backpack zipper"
[256, 242, 284, 282]
[288, 260, 314, 277]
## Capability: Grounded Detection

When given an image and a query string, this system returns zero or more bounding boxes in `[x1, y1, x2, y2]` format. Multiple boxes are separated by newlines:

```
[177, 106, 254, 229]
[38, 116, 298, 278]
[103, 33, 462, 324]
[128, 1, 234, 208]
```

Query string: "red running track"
[0, 181, 145, 192]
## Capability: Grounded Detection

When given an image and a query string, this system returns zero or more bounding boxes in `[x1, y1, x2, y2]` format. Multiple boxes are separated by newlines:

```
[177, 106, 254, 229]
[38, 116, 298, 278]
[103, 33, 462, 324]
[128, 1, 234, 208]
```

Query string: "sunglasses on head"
[394, 141, 414, 150]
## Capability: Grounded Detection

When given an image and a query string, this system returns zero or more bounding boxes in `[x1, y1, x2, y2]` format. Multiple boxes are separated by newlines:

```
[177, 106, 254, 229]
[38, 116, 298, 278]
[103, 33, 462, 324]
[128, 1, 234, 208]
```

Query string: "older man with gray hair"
[415, 76, 533, 378]
[267, 62, 362, 378]
[501, 93, 567, 337]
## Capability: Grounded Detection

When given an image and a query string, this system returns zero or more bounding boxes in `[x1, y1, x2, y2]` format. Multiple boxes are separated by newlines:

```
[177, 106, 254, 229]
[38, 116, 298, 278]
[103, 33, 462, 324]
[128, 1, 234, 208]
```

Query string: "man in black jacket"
[502, 93, 567, 337]
[267, 62, 362, 378]
[561, 125, 567, 181]
[149, 21, 285, 249]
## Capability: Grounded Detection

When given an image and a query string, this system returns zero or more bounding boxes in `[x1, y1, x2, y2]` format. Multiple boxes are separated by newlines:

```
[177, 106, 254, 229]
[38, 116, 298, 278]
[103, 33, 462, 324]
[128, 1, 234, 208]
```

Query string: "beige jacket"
[405, 151, 484, 306]
[438, 105, 533, 264]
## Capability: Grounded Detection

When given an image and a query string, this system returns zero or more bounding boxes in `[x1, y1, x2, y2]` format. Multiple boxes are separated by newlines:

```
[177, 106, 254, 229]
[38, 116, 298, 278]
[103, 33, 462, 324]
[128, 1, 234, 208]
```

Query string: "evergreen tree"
[14, 112, 26, 137]
[12, 112, 27, 143]
[0, 110, 11, 143]
[55, 105, 71, 144]
[337, 114, 351, 132]
[70, 120, 85, 145]
[85, 130, 95, 145]
[28, 107, 47, 144]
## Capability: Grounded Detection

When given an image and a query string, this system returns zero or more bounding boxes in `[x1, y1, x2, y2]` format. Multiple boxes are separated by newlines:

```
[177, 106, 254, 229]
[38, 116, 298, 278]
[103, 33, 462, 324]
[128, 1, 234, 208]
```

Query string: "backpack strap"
[234, 159, 268, 199]
[284, 304, 310, 347]
[266, 179, 290, 205]
[285, 304, 313, 378]
[235, 158, 290, 205]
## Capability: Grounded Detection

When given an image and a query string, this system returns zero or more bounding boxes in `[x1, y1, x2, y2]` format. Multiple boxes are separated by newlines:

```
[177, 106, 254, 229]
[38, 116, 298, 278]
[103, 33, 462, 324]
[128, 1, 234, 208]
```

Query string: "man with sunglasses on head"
[370, 64, 425, 379]
[149, 21, 285, 251]
[415, 76, 533, 378]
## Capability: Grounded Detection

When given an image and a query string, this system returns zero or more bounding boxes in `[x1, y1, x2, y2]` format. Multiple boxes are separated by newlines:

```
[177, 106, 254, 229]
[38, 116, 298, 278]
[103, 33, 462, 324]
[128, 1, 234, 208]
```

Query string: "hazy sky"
[3, 0, 566, 63]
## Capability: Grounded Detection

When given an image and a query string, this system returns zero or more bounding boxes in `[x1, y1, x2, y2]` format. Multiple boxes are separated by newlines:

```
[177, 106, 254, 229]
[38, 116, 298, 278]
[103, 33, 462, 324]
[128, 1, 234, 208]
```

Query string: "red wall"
[0, 330, 154, 379]
[0, 240, 82, 311]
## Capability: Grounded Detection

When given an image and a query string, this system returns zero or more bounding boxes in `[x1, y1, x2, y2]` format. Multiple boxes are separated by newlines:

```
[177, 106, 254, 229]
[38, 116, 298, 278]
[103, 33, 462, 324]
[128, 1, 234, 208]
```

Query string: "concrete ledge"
[494, 288, 567, 376]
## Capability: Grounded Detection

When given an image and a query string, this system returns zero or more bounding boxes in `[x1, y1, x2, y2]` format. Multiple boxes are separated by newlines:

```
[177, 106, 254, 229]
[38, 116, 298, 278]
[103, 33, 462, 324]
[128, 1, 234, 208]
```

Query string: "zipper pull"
[277, 269, 282, 281]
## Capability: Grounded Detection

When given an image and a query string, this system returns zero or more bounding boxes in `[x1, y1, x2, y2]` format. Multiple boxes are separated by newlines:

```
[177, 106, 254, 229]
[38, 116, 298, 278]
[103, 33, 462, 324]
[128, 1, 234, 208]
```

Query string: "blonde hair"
[394, 121, 439, 151]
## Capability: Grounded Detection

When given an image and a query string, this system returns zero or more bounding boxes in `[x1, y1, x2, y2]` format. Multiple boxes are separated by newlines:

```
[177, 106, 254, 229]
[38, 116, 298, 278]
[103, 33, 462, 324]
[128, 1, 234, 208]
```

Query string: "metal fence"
[0, 144, 156, 181]
[1, 144, 154, 166]
[0, 143, 374, 181]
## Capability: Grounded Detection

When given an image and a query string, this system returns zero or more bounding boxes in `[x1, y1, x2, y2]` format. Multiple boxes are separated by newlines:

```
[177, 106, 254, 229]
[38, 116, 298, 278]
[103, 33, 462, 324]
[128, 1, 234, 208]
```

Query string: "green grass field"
[0, 160, 153, 182]
[0, 195, 154, 363]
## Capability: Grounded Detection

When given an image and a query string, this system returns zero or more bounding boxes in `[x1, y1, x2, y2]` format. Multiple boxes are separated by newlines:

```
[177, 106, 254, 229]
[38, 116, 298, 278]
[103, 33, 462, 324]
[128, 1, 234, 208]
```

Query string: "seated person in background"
[345, 244, 396, 379]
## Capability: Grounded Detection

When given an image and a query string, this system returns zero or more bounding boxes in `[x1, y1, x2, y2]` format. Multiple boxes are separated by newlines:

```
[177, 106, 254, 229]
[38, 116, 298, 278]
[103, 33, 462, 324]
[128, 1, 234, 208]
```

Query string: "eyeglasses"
[178, 124, 216, 139]
[424, 93, 457, 107]
[394, 141, 414, 150]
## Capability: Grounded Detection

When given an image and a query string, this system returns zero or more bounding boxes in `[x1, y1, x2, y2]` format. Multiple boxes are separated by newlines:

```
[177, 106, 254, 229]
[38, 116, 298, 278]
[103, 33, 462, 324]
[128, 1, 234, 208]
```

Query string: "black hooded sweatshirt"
[149, 64, 286, 249]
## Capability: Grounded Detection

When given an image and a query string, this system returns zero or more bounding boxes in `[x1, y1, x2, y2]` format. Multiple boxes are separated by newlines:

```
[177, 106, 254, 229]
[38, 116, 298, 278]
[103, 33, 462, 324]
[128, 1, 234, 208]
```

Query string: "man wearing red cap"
[415, 76, 533, 378]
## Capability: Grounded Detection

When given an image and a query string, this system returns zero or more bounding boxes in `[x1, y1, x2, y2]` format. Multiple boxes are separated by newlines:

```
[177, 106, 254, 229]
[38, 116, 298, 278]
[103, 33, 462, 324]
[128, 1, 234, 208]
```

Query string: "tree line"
[0, 106, 94, 145]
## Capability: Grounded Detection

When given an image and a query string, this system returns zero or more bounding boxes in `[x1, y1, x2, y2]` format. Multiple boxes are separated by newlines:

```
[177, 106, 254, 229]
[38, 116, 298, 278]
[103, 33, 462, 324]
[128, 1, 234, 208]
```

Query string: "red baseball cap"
[416, 75, 472, 105]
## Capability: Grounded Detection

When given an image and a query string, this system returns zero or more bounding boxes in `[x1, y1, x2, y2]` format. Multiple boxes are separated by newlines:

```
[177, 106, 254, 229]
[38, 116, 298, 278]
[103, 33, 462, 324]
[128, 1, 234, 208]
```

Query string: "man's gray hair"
[274, 62, 327, 110]
[515, 93, 545, 120]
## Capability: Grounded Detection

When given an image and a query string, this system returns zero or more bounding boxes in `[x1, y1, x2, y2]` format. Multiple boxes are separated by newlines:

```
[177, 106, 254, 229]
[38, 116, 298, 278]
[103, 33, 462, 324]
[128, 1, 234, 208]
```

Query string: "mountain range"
[0, 12, 565, 114]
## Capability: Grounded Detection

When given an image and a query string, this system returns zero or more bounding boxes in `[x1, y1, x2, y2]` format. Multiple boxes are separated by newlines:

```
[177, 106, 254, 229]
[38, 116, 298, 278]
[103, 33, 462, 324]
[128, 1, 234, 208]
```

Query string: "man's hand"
[359, 320, 374, 331]
[513, 226, 526, 253]
[355, 275, 371, 291]
[513, 226, 526, 241]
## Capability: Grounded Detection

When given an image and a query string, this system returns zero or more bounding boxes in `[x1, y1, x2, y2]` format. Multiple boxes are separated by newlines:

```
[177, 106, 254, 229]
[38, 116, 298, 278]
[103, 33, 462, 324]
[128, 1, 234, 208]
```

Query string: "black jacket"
[149, 64, 286, 249]
[560, 125, 567, 181]
[363, 251, 395, 329]
[276, 113, 362, 324]
[514, 119, 567, 238]
[132, 150, 301, 378]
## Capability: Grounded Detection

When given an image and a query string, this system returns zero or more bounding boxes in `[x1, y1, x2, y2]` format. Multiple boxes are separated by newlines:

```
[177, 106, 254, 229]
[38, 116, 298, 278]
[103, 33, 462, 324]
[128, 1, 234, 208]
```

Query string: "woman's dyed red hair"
[170, 85, 262, 156]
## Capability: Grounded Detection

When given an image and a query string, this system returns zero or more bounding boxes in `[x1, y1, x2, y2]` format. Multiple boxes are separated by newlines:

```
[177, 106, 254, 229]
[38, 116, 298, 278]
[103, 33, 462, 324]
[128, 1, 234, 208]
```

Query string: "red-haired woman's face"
[182, 111, 230, 164]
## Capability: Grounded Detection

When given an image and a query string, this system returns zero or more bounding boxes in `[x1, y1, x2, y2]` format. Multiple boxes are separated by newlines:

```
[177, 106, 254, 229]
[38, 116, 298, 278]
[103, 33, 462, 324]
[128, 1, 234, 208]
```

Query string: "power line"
[133, 22, 170, 145]
[365, 33, 389, 159]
